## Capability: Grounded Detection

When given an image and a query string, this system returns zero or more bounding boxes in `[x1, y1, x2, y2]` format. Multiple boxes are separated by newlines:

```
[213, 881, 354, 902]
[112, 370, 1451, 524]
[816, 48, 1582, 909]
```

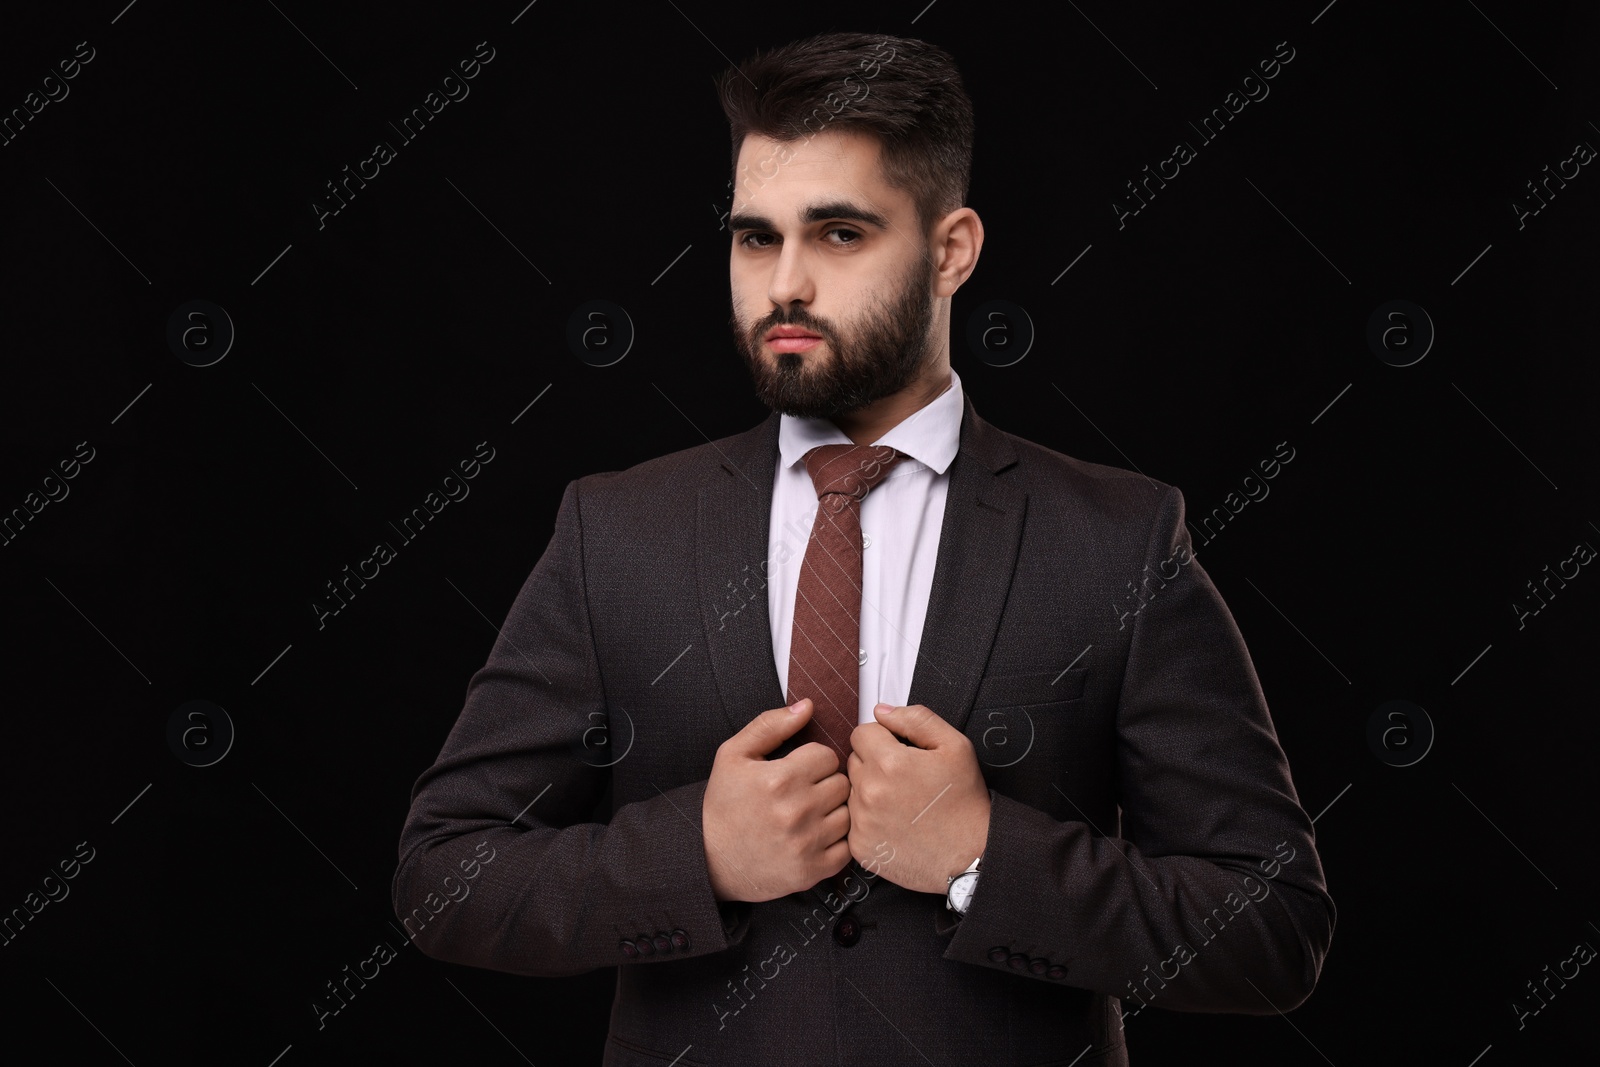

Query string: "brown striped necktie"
[786, 442, 905, 767]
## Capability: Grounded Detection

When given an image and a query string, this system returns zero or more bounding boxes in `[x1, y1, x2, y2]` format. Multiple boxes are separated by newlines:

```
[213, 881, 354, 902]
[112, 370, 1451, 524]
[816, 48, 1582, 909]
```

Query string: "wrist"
[956, 793, 990, 876]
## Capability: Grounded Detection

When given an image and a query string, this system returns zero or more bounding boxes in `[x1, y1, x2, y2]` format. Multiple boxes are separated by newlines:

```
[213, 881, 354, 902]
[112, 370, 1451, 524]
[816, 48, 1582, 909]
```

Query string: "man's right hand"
[702, 698, 853, 903]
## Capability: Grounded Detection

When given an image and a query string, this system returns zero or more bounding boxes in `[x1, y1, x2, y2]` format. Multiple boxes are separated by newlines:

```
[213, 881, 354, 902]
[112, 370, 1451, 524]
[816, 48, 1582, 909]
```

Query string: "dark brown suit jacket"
[392, 393, 1334, 1065]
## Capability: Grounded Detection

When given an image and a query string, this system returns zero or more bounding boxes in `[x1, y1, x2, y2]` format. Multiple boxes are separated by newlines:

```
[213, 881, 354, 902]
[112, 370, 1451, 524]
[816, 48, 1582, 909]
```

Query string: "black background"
[2, 1, 1596, 1063]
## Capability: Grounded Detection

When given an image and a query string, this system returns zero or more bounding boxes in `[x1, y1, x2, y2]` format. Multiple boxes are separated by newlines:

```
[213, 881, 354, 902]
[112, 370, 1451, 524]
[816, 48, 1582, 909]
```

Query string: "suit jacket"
[392, 393, 1335, 1066]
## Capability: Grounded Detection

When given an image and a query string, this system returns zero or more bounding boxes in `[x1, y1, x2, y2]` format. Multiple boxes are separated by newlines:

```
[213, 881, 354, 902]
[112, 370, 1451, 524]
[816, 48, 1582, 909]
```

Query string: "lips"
[764, 325, 824, 353]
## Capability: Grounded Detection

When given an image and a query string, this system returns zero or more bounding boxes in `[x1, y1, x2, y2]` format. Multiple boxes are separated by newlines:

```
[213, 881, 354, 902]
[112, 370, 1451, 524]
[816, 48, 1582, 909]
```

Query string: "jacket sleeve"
[938, 484, 1335, 1012]
[391, 478, 751, 976]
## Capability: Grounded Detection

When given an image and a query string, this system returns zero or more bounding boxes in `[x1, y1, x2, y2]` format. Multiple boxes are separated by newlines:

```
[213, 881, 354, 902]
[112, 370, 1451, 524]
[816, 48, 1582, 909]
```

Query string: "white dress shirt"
[768, 367, 965, 726]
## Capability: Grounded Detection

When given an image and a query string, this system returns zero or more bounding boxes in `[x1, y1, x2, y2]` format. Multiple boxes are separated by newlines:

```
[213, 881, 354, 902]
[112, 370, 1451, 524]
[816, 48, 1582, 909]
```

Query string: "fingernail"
[790, 699, 806, 713]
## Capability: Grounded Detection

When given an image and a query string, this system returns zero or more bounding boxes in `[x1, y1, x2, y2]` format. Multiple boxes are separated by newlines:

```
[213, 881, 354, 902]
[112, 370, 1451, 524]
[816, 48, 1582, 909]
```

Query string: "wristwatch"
[945, 855, 982, 915]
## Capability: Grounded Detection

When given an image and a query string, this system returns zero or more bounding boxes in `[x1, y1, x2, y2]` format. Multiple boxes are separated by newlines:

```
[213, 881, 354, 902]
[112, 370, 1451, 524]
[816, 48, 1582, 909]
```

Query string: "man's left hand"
[846, 703, 990, 895]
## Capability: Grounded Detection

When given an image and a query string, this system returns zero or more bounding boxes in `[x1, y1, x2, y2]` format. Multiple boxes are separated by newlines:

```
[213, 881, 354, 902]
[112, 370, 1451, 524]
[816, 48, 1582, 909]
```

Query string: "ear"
[931, 207, 983, 297]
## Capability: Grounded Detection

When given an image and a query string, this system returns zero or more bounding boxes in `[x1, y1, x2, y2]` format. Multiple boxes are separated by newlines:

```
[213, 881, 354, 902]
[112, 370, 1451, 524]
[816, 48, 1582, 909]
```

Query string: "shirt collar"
[778, 367, 964, 476]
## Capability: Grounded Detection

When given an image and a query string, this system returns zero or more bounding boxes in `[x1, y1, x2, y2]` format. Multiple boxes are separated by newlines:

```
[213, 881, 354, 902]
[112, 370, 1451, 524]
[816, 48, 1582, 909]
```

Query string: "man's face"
[728, 129, 937, 420]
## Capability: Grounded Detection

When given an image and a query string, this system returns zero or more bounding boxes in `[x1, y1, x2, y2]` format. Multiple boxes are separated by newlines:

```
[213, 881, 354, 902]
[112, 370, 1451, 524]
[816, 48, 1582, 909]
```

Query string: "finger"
[870, 702, 947, 748]
[846, 721, 897, 762]
[728, 699, 816, 759]
[784, 739, 844, 782]
[823, 769, 851, 809]
[820, 803, 850, 846]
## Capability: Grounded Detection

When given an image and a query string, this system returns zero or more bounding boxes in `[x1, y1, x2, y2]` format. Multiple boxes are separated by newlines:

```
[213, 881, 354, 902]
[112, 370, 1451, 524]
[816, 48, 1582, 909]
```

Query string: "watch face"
[949, 872, 978, 913]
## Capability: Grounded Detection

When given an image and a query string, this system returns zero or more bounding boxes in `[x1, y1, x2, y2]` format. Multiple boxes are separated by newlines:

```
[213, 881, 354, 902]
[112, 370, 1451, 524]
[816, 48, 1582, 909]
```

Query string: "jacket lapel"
[698, 410, 788, 738]
[904, 394, 1024, 735]
[697, 394, 1024, 741]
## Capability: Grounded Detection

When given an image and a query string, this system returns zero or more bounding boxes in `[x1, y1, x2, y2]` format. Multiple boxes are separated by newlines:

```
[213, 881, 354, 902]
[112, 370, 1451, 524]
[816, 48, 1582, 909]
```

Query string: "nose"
[766, 242, 814, 309]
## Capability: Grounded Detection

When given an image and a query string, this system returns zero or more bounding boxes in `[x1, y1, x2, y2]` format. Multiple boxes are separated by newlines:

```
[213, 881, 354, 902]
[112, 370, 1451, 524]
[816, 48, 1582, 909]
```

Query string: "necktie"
[786, 442, 905, 767]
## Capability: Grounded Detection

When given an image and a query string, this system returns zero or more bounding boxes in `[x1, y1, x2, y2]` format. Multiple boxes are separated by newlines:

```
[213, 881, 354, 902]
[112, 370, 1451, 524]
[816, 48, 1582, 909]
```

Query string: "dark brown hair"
[716, 32, 974, 234]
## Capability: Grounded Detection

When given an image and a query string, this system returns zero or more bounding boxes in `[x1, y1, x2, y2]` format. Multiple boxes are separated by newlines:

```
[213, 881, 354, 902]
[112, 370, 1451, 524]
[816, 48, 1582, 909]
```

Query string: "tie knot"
[802, 443, 904, 505]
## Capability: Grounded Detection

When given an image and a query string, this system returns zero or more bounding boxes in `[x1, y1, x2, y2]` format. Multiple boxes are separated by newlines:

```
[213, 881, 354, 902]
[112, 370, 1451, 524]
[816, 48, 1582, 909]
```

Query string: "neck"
[831, 361, 952, 446]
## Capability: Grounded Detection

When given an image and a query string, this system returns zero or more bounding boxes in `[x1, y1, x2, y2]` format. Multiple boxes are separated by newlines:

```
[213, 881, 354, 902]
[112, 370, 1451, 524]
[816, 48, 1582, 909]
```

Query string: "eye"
[735, 228, 863, 250]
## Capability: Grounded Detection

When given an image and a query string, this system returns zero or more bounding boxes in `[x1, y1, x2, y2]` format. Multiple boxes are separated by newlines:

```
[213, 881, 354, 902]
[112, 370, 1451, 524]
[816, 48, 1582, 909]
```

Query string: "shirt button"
[858, 648, 867, 666]
[862, 533, 872, 549]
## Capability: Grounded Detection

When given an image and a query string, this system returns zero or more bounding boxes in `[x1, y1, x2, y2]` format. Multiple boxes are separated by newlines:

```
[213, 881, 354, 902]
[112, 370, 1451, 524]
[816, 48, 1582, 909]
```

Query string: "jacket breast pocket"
[972, 666, 1088, 710]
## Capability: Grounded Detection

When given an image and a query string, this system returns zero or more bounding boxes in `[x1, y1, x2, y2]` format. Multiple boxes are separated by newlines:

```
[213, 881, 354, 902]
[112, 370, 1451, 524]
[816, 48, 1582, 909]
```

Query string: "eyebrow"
[727, 199, 891, 234]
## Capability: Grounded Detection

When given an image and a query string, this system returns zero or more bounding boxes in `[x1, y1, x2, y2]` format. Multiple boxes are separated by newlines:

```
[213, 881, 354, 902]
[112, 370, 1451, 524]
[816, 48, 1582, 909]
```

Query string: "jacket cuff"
[935, 790, 1077, 984]
[612, 777, 750, 965]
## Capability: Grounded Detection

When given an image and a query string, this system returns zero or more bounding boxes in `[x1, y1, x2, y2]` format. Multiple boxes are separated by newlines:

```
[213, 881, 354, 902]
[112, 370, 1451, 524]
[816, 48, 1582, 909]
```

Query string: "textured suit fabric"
[787, 442, 905, 765]
[392, 394, 1335, 1066]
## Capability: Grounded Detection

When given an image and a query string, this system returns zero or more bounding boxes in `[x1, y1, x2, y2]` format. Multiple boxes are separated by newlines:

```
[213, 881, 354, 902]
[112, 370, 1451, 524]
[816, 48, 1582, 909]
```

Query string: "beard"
[731, 255, 937, 420]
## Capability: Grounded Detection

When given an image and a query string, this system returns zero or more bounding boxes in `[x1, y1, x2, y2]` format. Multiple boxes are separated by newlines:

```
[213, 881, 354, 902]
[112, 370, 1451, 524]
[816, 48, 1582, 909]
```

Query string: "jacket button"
[1029, 957, 1049, 975]
[988, 947, 1010, 963]
[653, 933, 672, 953]
[634, 934, 655, 956]
[1007, 953, 1029, 971]
[619, 940, 639, 959]
[670, 929, 691, 951]
[834, 915, 861, 947]
[1047, 965, 1067, 980]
